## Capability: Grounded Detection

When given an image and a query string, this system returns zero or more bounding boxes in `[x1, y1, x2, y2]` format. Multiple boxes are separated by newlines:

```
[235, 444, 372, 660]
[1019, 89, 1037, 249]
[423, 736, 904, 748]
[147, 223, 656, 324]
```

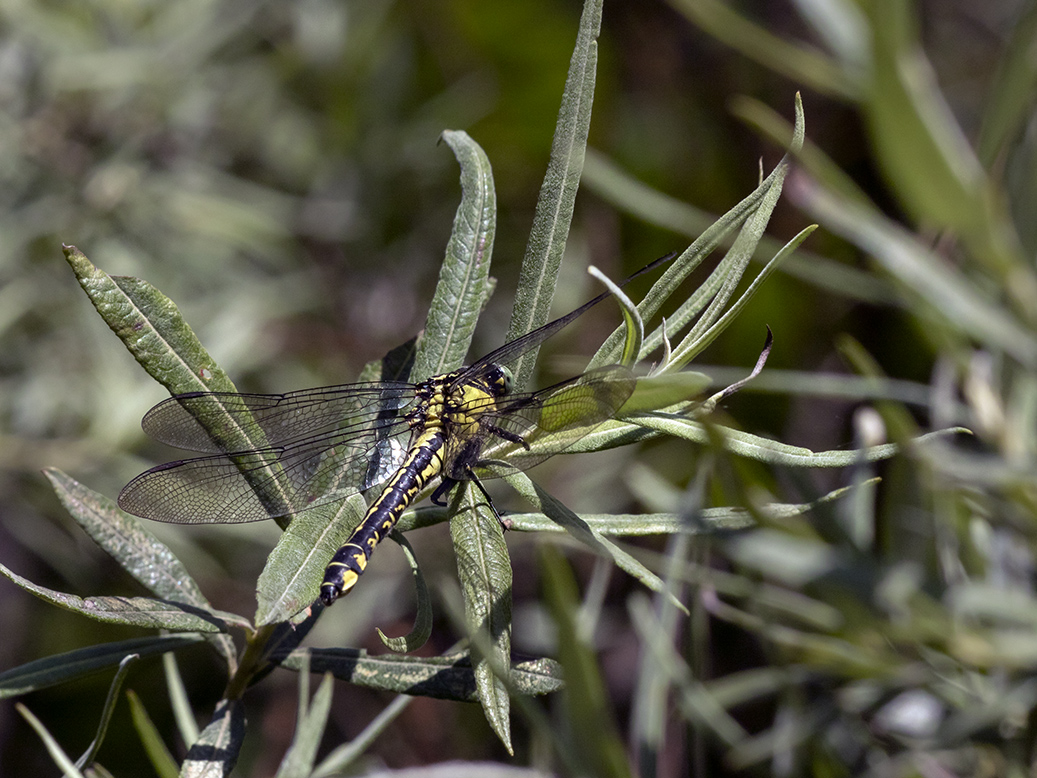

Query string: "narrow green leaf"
[75, 654, 139, 771]
[275, 672, 335, 778]
[0, 635, 204, 698]
[0, 562, 227, 632]
[976, 2, 1037, 166]
[588, 176, 771, 369]
[505, 510, 750, 535]
[64, 245, 235, 395]
[668, 227, 814, 368]
[412, 130, 496, 380]
[44, 468, 208, 604]
[592, 95, 804, 370]
[43, 468, 240, 668]
[274, 648, 562, 700]
[450, 485, 513, 752]
[581, 149, 896, 307]
[619, 373, 711, 414]
[312, 696, 413, 778]
[541, 545, 631, 778]
[506, 0, 602, 388]
[181, 699, 245, 778]
[376, 531, 433, 653]
[163, 651, 200, 746]
[126, 689, 179, 778]
[67, 245, 299, 531]
[666, 135, 802, 367]
[505, 482, 868, 538]
[296, 649, 311, 708]
[730, 94, 874, 210]
[798, 181, 1037, 367]
[861, 0, 988, 233]
[630, 528, 695, 772]
[668, 0, 856, 99]
[626, 415, 968, 466]
[629, 593, 748, 747]
[500, 469, 683, 612]
[689, 366, 935, 407]
[564, 410, 962, 464]
[16, 703, 84, 778]
[256, 493, 366, 625]
[587, 265, 642, 366]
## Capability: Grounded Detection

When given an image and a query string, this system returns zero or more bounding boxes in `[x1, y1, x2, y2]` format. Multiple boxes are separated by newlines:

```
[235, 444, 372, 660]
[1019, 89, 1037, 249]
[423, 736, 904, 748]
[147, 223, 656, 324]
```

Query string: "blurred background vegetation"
[3, 0, 1036, 775]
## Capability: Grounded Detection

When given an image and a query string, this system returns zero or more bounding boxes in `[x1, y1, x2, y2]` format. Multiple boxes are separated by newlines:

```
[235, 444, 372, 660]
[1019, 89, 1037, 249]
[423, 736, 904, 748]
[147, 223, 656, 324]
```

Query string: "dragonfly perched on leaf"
[119, 254, 676, 605]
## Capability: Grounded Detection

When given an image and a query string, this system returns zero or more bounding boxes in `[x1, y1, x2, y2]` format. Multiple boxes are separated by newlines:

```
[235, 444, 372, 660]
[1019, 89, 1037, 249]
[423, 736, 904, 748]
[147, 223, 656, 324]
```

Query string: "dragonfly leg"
[481, 422, 530, 450]
[468, 473, 509, 531]
[431, 475, 509, 530]
[431, 477, 458, 506]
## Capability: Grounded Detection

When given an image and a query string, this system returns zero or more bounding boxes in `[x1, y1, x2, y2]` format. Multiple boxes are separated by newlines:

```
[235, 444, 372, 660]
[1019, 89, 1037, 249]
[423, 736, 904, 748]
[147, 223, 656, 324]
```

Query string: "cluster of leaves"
[5, 0, 1033, 777]
[0, 1, 915, 775]
[590, 1, 1037, 775]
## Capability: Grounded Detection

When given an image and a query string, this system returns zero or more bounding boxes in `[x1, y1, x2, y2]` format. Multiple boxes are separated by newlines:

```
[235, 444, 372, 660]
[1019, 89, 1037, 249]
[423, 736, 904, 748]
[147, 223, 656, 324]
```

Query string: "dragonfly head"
[484, 364, 514, 397]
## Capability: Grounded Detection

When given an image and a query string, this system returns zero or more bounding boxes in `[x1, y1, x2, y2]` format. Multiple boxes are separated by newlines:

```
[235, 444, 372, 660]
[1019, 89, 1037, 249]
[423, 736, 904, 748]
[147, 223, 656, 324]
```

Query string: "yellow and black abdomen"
[320, 429, 446, 605]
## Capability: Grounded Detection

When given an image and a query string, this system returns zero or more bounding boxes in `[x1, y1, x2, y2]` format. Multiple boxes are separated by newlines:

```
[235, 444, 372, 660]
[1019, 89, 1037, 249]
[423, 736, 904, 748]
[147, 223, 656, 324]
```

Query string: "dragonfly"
[118, 254, 675, 605]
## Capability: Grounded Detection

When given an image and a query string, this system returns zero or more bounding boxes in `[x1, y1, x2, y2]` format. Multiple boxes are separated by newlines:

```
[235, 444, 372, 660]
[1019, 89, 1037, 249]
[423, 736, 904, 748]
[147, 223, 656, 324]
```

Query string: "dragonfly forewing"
[141, 383, 415, 452]
[120, 394, 419, 523]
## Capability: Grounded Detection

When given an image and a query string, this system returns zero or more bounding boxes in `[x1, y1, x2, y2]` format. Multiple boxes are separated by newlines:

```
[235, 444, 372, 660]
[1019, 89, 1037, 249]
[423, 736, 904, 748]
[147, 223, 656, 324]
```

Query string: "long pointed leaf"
[274, 648, 562, 701]
[0, 563, 228, 632]
[311, 695, 412, 778]
[76, 654, 140, 771]
[275, 672, 334, 778]
[16, 703, 84, 778]
[181, 699, 245, 778]
[65, 245, 235, 395]
[0, 635, 202, 698]
[506, 0, 602, 388]
[451, 485, 513, 752]
[412, 130, 497, 380]
[126, 688, 179, 778]
[256, 493, 366, 625]
[499, 469, 684, 613]
[376, 531, 433, 653]
[67, 246, 299, 531]
[164, 652, 200, 746]
[541, 545, 630, 778]
[44, 468, 240, 669]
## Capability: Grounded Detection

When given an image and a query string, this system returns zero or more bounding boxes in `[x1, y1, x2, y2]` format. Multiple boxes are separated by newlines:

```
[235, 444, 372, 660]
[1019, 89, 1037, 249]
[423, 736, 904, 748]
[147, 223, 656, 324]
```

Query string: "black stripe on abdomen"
[320, 431, 445, 605]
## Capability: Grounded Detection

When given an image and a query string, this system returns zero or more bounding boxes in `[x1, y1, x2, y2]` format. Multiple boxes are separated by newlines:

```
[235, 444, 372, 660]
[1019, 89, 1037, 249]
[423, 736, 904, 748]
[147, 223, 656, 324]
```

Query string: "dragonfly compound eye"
[487, 365, 514, 396]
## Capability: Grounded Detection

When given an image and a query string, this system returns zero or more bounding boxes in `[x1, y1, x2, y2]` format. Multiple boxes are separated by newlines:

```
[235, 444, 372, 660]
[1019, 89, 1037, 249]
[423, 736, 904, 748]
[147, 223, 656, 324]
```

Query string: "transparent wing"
[139, 382, 416, 452]
[120, 390, 418, 524]
[445, 365, 636, 480]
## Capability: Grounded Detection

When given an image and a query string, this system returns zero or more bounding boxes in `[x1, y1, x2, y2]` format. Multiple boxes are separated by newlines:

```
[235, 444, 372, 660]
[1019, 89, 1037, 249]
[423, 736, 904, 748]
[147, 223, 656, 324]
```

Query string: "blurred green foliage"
[3, 0, 1037, 775]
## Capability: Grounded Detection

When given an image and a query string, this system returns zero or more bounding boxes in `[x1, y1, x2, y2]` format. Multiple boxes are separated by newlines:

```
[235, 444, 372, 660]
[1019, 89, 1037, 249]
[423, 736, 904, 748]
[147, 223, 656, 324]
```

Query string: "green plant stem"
[223, 624, 277, 700]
